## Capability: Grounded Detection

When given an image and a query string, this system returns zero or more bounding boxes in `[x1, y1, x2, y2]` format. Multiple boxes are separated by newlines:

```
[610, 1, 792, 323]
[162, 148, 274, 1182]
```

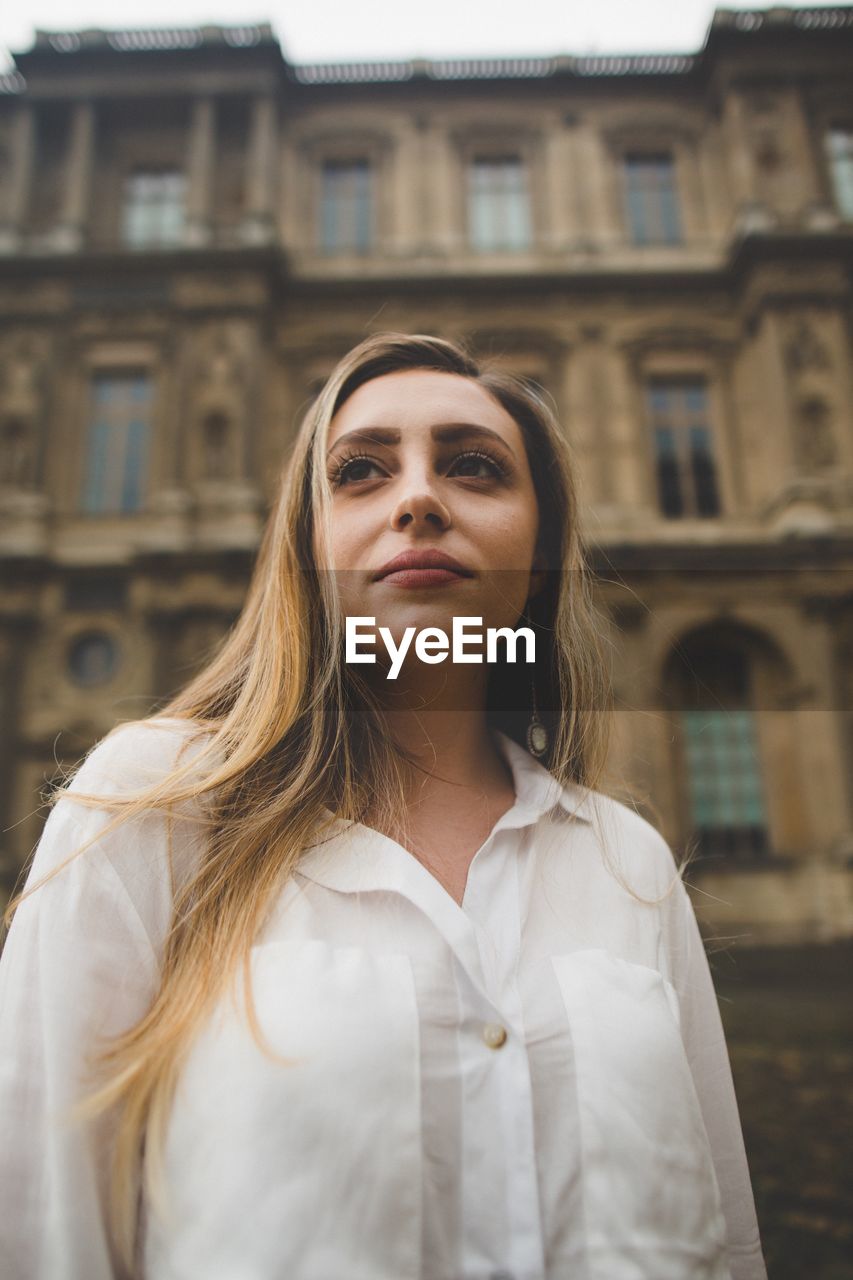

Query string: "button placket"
[458, 820, 548, 1278]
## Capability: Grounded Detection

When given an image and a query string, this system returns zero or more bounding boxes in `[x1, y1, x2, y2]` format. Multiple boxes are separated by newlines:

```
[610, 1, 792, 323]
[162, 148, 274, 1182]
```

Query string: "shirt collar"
[293, 731, 595, 996]
[300, 728, 595, 881]
[491, 730, 595, 827]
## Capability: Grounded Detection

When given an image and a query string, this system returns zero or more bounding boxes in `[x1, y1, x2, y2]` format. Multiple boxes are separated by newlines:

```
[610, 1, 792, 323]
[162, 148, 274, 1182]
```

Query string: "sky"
[1, 0, 849, 72]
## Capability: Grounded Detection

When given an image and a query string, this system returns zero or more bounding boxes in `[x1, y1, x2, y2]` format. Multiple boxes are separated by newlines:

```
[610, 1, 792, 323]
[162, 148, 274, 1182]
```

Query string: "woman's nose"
[388, 466, 452, 530]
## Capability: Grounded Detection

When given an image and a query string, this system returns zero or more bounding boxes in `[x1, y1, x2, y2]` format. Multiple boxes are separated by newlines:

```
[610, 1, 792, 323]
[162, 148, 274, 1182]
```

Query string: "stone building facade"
[1, 6, 852, 943]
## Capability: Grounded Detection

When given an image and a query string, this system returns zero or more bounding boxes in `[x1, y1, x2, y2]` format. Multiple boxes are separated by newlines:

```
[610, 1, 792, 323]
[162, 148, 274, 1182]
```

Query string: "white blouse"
[0, 719, 767, 1280]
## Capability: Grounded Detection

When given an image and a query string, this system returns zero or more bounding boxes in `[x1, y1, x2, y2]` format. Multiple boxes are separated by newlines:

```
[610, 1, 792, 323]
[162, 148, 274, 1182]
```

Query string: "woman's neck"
[382, 707, 512, 799]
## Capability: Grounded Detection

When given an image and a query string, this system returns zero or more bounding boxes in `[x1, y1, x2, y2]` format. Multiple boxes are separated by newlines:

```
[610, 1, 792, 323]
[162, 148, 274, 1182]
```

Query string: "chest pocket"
[149, 941, 422, 1280]
[552, 949, 731, 1280]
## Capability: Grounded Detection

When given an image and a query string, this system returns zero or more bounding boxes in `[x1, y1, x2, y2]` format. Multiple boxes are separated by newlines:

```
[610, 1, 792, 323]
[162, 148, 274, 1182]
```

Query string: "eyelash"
[329, 448, 510, 488]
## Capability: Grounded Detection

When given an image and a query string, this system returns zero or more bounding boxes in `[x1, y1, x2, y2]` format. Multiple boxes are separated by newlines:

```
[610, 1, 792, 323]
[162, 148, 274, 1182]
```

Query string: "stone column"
[52, 100, 95, 252]
[573, 119, 619, 250]
[422, 122, 458, 255]
[390, 116, 421, 258]
[697, 119, 730, 241]
[185, 97, 215, 247]
[240, 94, 277, 245]
[562, 331, 610, 511]
[675, 136, 709, 242]
[542, 115, 577, 253]
[0, 103, 35, 253]
[722, 91, 771, 234]
[601, 346, 656, 525]
[798, 613, 853, 860]
[783, 88, 834, 228]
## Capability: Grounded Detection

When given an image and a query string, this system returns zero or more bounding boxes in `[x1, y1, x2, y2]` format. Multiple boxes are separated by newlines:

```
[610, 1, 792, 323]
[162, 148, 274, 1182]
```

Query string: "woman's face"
[318, 369, 544, 679]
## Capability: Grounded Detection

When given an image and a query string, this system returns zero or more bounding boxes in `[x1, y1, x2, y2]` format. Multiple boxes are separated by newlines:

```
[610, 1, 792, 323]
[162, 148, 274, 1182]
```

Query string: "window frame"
[679, 705, 771, 862]
[451, 125, 542, 256]
[644, 376, 722, 520]
[290, 126, 394, 258]
[823, 122, 853, 222]
[600, 119, 705, 249]
[466, 152, 533, 253]
[318, 156, 375, 255]
[79, 366, 155, 517]
[622, 151, 683, 246]
[120, 168, 187, 250]
[624, 340, 738, 521]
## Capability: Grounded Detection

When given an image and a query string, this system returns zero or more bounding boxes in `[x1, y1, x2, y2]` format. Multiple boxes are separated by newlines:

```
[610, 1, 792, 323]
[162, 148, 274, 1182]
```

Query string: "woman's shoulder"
[67, 715, 215, 800]
[24, 718, 215, 955]
[573, 784, 682, 898]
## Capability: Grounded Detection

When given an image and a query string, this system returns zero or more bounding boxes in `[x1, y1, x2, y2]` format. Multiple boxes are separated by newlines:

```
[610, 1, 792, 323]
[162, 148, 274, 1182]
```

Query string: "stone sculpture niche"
[0, 333, 47, 491]
[795, 396, 837, 472]
[191, 320, 253, 486]
[186, 319, 260, 548]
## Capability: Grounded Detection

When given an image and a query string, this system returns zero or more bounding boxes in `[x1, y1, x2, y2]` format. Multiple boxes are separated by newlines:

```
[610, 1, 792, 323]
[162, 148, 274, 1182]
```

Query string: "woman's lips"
[377, 568, 470, 588]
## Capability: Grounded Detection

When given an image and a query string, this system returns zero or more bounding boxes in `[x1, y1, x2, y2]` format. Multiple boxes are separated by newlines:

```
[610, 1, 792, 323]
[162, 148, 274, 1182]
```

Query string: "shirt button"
[482, 1022, 508, 1049]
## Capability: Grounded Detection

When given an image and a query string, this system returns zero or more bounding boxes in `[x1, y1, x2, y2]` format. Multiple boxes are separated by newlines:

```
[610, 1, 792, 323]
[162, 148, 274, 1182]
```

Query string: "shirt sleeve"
[663, 870, 768, 1280]
[0, 793, 163, 1280]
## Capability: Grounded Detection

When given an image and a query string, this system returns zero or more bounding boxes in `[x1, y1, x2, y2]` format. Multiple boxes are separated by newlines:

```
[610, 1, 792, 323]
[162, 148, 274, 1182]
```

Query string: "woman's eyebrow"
[326, 422, 517, 459]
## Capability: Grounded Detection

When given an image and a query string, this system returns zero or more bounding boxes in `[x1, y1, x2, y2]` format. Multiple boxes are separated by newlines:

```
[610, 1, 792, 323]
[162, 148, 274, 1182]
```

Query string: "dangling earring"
[527, 678, 548, 758]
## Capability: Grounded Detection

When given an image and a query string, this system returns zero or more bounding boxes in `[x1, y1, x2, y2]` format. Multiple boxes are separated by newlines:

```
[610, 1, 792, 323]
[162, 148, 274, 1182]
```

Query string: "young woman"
[0, 333, 767, 1280]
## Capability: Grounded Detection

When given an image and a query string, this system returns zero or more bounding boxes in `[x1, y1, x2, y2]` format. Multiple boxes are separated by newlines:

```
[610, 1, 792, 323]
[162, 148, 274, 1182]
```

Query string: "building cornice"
[3, 7, 853, 96]
[0, 231, 850, 305]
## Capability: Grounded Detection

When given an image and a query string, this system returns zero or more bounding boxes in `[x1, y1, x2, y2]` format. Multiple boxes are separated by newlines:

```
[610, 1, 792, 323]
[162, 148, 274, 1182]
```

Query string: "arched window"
[667, 633, 769, 861]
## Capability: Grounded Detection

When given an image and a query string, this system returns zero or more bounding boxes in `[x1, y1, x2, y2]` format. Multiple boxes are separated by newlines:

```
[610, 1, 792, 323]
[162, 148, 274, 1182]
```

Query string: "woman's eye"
[332, 449, 505, 487]
[451, 451, 504, 479]
[335, 456, 383, 485]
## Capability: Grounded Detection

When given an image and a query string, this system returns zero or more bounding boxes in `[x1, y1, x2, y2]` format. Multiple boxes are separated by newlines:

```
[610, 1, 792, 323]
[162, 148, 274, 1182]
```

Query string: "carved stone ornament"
[192, 321, 253, 482]
[201, 411, 231, 481]
[754, 129, 784, 172]
[783, 318, 831, 374]
[1, 332, 48, 417]
[195, 321, 250, 411]
[0, 417, 32, 486]
[794, 396, 837, 471]
[0, 332, 49, 489]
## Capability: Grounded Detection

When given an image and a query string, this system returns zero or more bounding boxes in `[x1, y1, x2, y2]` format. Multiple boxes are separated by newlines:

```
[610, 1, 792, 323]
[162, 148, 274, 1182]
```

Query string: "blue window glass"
[826, 127, 853, 221]
[648, 385, 671, 415]
[468, 156, 531, 251]
[83, 418, 110, 514]
[122, 417, 148, 511]
[320, 159, 373, 253]
[685, 385, 706, 415]
[624, 154, 682, 245]
[82, 372, 152, 514]
[681, 708, 768, 860]
[689, 424, 721, 517]
[122, 171, 186, 248]
[654, 426, 682, 518]
[646, 380, 720, 519]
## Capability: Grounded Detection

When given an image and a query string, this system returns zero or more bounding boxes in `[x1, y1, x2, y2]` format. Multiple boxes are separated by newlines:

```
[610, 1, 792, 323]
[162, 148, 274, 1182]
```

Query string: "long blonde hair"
[6, 332, 614, 1269]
